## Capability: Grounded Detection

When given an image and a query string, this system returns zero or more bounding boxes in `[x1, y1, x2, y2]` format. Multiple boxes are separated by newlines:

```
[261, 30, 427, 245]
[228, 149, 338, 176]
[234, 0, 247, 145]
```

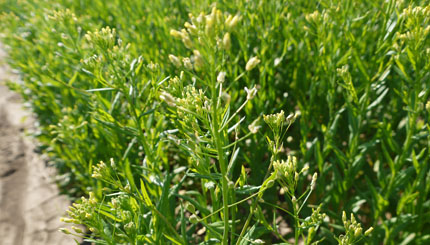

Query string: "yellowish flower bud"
[184, 22, 197, 35]
[183, 57, 193, 70]
[226, 14, 240, 29]
[246, 56, 261, 71]
[170, 29, 183, 39]
[225, 15, 233, 26]
[364, 227, 373, 236]
[354, 227, 362, 237]
[205, 15, 215, 33]
[223, 32, 231, 50]
[193, 50, 204, 70]
[182, 36, 193, 49]
[59, 228, 71, 234]
[72, 226, 83, 234]
[168, 54, 182, 68]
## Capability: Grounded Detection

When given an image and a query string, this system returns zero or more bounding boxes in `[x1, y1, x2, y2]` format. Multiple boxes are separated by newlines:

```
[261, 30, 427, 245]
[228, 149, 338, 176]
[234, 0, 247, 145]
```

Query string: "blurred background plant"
[0, 0, 429, 244]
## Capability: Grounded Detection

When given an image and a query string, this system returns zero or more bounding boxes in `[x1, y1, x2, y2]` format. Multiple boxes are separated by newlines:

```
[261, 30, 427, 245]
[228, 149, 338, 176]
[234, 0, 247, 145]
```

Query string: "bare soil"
[0, 46, 78, 245]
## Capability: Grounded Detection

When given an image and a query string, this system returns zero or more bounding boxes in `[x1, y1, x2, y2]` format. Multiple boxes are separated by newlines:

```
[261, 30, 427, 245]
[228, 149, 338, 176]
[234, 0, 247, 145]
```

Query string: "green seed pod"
[185, 202, 195, 213]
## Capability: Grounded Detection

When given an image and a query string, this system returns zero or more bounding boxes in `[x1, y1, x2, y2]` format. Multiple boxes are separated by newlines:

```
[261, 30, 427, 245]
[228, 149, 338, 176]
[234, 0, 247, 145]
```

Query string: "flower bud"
[160, 91, 176, 107]
[223, 32, 231, 50]
[72, 226, 83, 234]
[364, 227, 373, 236]
[354, 227, 362, 237]
[59, 228, 71, 234]
[351, 213, 356, 224]
[286, 113, 295, 123]
[248, 118, 261, 134]
[301, 165, 309, 172]
[226, 14, 240, 29]
[246, 56, 261, 71]
[311, 173, 317, 190]
[110, 158, 116, 169]
[170, 29, 183, 39]
[193, 50, 204, 70]
[342, 211, 347, 223]
[168, 54, 182, 68]
[183, 57, 193, 70]
[205, 15, 215, 33]
[184, 22, 197, 35]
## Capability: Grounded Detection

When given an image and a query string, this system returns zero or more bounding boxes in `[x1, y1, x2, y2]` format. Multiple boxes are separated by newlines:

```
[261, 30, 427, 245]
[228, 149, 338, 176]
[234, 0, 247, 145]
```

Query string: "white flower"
[217, 71, 226, 83]
[159, 91, 176, 107]
[310, 173, 317, 190]
[248, 118, 261, 134]
[244, 86, 258, 100]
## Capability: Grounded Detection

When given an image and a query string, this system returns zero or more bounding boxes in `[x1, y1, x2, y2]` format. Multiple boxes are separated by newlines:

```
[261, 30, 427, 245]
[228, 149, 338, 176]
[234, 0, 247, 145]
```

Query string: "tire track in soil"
[0, 45, 79, 245]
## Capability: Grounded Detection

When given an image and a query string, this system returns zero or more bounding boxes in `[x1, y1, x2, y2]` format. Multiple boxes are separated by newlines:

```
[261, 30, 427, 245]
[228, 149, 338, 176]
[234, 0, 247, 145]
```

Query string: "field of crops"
[0, 0, 429, 244]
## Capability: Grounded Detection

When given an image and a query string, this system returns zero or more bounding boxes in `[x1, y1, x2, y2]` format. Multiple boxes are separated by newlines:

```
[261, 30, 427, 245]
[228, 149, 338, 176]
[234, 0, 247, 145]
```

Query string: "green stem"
[294, 200, 299, 245]
[212, 84, 229, 244]
[236, 156, 277, 244]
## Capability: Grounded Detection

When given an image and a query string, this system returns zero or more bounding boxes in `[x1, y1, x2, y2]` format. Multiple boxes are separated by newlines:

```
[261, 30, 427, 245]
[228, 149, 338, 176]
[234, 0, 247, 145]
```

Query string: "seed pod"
[185, 202, 195, 213]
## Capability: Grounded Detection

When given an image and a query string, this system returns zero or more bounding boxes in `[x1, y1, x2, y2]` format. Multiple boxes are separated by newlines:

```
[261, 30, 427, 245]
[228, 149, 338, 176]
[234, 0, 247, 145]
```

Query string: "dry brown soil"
[0, 46, 78, 245]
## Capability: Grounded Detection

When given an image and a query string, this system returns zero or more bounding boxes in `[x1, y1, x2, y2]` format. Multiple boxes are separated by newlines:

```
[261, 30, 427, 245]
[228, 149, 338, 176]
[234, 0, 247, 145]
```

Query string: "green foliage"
[1, 0, 430, 244]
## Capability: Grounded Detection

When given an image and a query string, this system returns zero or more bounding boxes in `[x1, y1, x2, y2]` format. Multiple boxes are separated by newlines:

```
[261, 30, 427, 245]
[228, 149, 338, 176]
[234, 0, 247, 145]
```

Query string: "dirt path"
[0, 46, 78, 245]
